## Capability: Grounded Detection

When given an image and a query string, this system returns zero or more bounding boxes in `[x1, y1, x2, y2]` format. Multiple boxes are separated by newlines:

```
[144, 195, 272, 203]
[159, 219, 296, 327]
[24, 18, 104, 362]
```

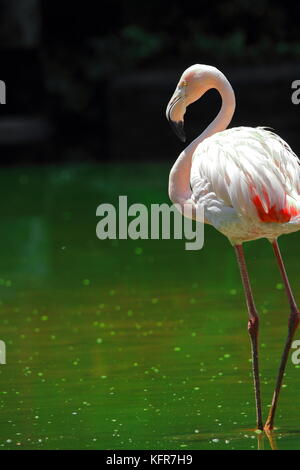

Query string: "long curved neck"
[169, 70, 236, 206]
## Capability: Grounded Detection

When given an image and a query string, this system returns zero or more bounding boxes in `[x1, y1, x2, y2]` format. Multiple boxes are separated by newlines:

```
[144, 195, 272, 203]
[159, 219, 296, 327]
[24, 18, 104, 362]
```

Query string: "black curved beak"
[166, 97, 186, 143]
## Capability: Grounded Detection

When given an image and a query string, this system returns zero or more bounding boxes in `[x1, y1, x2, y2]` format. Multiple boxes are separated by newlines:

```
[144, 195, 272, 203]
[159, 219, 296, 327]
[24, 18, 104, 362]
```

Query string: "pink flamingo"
[166, 64, 300, 431]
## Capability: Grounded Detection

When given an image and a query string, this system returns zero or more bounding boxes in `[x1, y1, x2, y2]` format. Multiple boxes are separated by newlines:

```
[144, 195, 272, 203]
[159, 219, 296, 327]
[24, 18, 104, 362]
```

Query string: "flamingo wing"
[190, 127, 300, 227]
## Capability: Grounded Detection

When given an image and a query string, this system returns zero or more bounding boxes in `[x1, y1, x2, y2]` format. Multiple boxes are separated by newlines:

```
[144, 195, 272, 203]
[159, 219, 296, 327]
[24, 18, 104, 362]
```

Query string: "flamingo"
[166, 64, 300, 432]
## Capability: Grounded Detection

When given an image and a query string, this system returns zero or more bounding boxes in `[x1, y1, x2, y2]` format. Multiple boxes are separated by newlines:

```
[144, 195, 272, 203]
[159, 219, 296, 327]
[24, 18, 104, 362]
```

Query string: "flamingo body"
[190, 126, 300, 244]
[166, 64, 300, 431]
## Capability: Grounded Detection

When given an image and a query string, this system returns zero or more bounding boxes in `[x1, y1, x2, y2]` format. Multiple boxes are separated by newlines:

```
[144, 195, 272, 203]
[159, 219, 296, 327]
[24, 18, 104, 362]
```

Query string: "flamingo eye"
[180, 80, 187, 87]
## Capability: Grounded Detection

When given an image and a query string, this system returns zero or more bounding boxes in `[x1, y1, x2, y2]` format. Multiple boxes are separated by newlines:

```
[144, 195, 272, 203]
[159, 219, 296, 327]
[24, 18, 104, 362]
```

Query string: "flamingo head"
[166, 64, 217, 142]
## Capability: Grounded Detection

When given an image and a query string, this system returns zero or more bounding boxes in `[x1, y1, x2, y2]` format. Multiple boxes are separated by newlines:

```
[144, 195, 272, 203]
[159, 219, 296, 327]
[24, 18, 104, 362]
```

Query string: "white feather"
[190, 126, 300, 243]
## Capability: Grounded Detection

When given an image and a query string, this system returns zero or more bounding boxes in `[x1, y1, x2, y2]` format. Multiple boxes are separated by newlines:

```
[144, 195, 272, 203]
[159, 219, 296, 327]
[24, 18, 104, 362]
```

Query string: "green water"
[0, 163, 299, 450]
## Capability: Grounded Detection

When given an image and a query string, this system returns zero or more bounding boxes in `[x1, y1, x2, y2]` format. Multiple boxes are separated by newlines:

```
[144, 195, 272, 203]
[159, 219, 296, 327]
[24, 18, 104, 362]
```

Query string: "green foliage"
[42, 2, 300, 113]
[44, 26, 166, 112]
[88, 26, 166, 77]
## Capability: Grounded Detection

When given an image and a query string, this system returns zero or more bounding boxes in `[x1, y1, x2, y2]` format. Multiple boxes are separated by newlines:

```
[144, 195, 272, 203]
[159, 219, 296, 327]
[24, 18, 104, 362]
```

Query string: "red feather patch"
[251, 187, 299, 223]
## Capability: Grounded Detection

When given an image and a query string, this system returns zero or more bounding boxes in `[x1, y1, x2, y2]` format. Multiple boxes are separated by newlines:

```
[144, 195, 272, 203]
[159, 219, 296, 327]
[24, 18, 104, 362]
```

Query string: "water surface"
[0, 163, 299, 450]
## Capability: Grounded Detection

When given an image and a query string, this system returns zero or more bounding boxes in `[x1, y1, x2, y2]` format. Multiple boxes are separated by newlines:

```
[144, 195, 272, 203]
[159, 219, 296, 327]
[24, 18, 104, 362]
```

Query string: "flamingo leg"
[234, 244, 263, 430]
[264, 239, 300, 431]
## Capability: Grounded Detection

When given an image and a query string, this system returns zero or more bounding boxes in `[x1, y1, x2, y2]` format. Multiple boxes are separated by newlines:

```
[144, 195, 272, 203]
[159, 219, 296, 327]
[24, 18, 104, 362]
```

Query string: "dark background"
[1, 2, 300, 450]
[0, 0, 300, 164]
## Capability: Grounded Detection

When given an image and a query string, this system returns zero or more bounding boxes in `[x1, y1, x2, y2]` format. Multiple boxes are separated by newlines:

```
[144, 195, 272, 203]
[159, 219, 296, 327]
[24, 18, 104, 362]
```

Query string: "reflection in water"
[0, 164, 299, 449]
[265, 429, 279, 450]
[257, 431, 264, 450]
[170, 428, 282, 450]
[0, 216, 50, 281]
[256, 430, 278, 450]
